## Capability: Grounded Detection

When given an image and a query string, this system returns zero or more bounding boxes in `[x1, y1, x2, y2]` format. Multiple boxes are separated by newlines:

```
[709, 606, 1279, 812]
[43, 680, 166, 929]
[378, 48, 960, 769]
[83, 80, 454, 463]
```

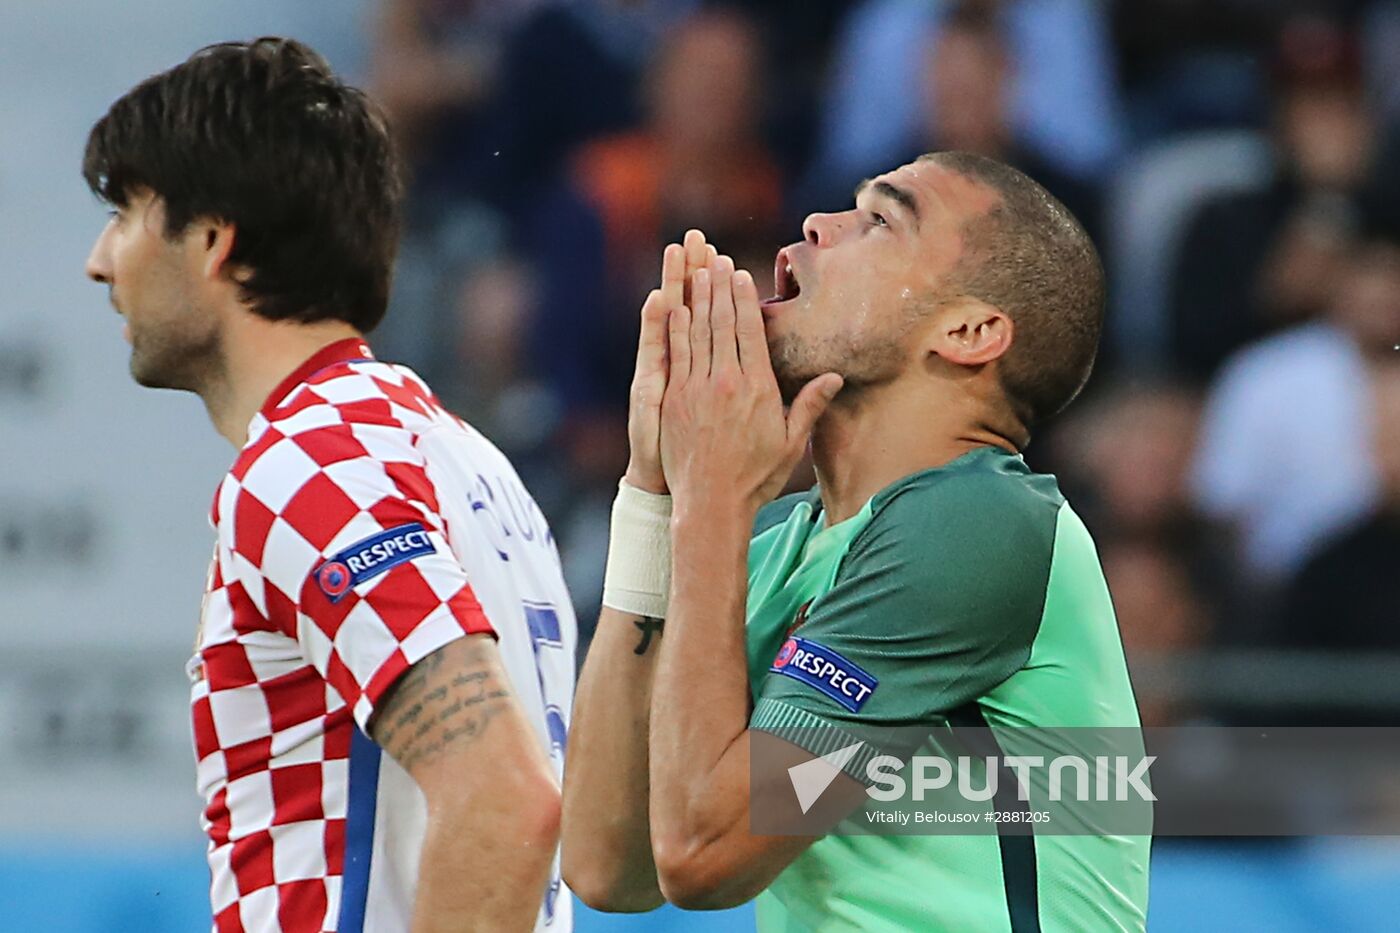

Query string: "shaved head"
[921, 151, 1105, 426]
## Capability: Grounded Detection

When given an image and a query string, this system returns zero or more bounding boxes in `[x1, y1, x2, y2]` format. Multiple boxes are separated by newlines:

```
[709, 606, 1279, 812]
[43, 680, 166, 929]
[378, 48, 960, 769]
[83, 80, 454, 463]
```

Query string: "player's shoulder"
[254, 361, 454, 459]
[271, 359, 446, 433]
[221, 361, 454, 516]
[874, 444, 1060, 515]
[858, 446, 1064, 566]
[812, 448, 1062, 647]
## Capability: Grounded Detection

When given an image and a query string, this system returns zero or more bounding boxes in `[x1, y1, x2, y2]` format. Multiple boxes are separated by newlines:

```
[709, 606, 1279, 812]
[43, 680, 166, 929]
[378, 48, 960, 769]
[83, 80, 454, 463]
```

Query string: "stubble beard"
[129, 310, 224, 396]
[768, 328, 908, 405]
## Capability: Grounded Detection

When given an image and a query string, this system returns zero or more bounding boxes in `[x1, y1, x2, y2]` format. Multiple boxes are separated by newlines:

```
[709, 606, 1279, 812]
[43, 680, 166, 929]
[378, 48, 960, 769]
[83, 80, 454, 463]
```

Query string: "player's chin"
[129, 346, 186, 391]
[130, 356, 172, 389]
[768, 343, 808, 405]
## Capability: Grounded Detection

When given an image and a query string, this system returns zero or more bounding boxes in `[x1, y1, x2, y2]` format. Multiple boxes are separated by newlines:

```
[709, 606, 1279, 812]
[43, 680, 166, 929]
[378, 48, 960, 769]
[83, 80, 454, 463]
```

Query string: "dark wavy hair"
[83, 37, 404, 332]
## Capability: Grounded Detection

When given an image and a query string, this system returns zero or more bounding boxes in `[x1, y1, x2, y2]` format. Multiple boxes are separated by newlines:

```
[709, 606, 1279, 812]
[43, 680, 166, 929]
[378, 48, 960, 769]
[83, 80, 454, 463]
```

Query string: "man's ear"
[194, 220, 239, 283]
[928, 296, 1013, 366]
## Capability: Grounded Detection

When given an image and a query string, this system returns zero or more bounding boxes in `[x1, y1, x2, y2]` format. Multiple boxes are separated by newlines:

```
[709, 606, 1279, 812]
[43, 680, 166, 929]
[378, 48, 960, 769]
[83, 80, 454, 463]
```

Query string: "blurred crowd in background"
[361, 0, 1400, 726]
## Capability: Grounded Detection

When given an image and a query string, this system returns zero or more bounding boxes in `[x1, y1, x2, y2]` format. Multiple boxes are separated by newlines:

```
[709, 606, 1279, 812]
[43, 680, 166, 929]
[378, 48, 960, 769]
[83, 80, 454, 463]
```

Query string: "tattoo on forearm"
[633, 616, 664, 655]
[371, 638, 512, 772]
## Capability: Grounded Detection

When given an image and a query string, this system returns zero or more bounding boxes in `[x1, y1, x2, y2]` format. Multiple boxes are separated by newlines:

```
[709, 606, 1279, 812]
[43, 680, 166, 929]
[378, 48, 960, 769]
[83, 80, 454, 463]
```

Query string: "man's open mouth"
[763, 247, 802, 307]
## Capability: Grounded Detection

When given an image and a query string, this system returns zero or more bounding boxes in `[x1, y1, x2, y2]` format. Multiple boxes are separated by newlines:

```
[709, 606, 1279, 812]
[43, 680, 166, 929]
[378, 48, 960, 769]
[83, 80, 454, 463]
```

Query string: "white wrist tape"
[601, 480, 673, 618]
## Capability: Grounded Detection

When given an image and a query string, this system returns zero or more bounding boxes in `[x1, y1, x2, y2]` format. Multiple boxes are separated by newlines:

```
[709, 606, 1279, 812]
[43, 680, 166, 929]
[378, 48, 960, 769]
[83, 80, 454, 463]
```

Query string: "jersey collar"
[259, 337, 374, 418]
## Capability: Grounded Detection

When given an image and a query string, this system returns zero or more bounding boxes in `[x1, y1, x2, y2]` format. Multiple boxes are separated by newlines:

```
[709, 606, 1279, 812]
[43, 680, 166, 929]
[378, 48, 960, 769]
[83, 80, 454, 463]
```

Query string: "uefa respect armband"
[770, 636, 879, 712]
[314, 523, 436, 602]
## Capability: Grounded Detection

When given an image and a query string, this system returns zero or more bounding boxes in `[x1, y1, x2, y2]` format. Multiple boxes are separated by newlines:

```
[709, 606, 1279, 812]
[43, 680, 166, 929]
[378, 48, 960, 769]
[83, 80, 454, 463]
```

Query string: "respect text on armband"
[314, 522, 436, 602]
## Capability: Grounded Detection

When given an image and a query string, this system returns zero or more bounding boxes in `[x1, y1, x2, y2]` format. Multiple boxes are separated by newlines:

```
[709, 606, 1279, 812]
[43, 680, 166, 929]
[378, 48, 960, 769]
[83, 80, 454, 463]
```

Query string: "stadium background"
[3, 0, 1400, 929]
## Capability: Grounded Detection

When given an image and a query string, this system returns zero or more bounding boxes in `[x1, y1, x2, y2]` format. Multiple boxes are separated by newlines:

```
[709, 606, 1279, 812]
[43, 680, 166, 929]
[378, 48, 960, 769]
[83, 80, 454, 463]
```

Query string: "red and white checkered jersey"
[191, 339, 576, 933]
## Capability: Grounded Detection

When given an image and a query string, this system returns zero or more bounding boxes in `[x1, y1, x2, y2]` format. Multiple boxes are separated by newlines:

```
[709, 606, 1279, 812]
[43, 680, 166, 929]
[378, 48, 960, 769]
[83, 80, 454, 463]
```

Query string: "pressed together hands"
[624, 230, 844, 514]
[563, 232, 854, 915]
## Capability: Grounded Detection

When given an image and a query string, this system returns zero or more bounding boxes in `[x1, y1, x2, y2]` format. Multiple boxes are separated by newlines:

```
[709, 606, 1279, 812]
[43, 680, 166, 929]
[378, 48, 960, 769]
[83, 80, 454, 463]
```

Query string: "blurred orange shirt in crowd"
[572, 131, 783, 283]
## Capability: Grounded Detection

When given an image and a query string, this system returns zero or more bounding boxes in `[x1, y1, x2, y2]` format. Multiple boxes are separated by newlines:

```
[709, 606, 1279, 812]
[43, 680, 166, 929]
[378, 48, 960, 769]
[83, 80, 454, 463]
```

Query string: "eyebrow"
[854, 178, 922, 228]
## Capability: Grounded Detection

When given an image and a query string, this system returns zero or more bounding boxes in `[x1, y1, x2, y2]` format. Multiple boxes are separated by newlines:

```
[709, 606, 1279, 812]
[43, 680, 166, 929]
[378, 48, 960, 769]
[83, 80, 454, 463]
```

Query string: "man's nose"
[86, 226, 112, 284]
[801, 211, 856, 248]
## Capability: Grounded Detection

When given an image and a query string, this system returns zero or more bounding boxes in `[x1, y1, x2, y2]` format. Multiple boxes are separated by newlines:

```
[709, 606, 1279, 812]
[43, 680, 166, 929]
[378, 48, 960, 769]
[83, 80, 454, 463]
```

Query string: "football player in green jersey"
[562, 152, 1150, 932]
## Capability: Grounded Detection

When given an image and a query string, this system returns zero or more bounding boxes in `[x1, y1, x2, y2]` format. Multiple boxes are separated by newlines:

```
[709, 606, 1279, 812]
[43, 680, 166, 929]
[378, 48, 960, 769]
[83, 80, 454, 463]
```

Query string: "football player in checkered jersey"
[83, 38, 575, 932]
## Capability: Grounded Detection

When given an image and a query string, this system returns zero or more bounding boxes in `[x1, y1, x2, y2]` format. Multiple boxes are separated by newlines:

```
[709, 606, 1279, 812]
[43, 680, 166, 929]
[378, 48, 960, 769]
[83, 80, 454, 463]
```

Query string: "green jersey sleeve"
[750, 466, 1062, 766]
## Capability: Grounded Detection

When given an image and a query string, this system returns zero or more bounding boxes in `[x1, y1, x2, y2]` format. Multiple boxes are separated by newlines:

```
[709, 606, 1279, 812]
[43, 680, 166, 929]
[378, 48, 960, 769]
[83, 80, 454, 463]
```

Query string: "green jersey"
[744, 446, 1150, 932]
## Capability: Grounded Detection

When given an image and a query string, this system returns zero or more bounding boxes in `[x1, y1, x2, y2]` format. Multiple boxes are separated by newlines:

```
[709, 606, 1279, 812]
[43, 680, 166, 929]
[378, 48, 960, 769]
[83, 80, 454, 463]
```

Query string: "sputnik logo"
[787, 742, 864, 814]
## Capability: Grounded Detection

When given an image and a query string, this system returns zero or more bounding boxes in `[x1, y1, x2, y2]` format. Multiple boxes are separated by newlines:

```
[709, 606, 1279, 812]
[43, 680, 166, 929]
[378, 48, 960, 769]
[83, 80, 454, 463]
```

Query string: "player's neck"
[202, 316, 364, 448]
[810, 383, 1015, 525]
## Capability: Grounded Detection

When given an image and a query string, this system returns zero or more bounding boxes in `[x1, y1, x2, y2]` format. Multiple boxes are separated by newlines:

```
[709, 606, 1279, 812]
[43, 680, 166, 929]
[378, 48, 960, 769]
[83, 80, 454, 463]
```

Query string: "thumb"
[786, 373, 844, 447]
